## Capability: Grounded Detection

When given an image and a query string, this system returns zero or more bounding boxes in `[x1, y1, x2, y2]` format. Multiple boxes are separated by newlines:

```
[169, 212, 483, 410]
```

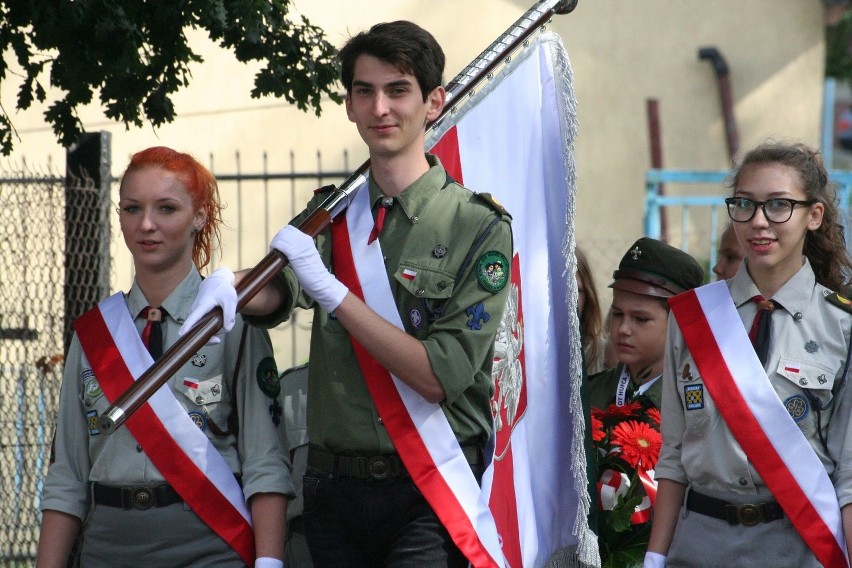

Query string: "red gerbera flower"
[647, 407, 661, 425]
[591, 415, 605, 442]
[593, 401, 642, 422]
[611, 420, 662, 470]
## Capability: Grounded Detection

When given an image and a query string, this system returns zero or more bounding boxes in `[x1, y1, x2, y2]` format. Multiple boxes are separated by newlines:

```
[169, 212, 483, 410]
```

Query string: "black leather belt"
[92, 482, 183, 510]
[686, 490, 784, 527]
[308, 446, 482, 480]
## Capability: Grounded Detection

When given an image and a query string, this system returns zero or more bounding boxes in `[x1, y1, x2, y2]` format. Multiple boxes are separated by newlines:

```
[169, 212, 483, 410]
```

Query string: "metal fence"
[0, 160, 68, 564]
[0, 139, 355, 565]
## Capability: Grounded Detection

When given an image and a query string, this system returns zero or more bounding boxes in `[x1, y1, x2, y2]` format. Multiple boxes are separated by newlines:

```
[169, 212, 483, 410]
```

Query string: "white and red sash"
[329, 181, 504, 568]
[75, 293, 255, 565]
[669, 281, 847, 567]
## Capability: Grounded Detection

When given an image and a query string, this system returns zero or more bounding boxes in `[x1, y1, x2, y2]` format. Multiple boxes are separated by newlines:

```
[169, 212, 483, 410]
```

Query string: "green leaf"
[0, 0, 339, 155]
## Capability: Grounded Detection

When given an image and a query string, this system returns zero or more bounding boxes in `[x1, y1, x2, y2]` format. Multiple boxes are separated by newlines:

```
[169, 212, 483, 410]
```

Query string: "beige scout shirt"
[257, 155, 513, 455]
[279, 363, 308, 521]
[656, 259, 852, 503]
[42, 266, 294, 521]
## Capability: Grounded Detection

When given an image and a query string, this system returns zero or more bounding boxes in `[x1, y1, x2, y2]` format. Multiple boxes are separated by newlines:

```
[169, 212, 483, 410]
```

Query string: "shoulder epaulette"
[313, 184, 336, 194]
[473, 192, 510, 218]
[826, 291, 852, 314]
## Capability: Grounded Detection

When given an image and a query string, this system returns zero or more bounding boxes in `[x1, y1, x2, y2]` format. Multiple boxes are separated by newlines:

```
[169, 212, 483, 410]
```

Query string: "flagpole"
[96, 0, 580, 435]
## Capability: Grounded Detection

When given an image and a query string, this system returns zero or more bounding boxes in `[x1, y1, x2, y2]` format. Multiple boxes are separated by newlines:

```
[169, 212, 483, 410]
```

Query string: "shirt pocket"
[394, 262, 455, 300]
[774, 357, 838, 436]
[176, 374, 224, 410]
[775, 357, 837, 392]
[394, 262, 456, 333]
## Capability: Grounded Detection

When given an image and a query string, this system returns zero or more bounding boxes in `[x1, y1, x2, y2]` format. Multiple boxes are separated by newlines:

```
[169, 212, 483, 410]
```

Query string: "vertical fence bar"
[64, 131, 112, 353]
[824, 78, 837, 170]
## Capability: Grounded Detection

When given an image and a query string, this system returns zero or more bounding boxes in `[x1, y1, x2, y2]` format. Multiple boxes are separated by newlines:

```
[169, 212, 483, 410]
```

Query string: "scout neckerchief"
[75, 293, 255, 565]
[669, 281, 847, 567]
[329, 179, 504, 568]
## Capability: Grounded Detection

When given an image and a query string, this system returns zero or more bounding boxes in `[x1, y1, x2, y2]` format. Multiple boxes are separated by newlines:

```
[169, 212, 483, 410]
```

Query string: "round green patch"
[256, 356, 281, 399]
[476, 251, 509, 293]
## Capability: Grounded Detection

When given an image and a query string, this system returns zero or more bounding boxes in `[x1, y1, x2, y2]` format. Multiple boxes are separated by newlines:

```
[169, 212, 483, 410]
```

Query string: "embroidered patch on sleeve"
[465, 302, 491, 330]
[256, 356, 281, 399]
[476, 251, 509, 293]
[684, 384, 704, 410]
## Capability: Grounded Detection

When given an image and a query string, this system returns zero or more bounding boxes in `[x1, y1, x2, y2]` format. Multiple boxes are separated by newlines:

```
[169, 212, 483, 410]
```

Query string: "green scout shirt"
[588, 363, 663, 411]
[262, 155, 513, 455]
[42, 266, 294, 521]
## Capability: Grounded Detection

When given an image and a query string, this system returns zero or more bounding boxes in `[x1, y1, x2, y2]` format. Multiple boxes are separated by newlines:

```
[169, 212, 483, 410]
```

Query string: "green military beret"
[609, 237, 704, 298]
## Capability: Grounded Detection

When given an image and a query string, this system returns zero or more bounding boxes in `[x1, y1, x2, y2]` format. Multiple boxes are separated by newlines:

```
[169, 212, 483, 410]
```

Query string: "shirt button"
[176, 318, 185, 324]
[738, 477, 748, 486]
[377, 416, 383, 424]
[410, 216, 419, 223]
[195, 395, 205, 405]
[415, 289, 425, 297]
[793, 312, 803, 321]
[136, 444, 144, 453]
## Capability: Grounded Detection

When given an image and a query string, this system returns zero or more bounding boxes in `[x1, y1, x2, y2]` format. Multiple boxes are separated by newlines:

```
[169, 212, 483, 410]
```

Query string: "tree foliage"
[827, 11, 852, 84]
[0, 0, 342, 155]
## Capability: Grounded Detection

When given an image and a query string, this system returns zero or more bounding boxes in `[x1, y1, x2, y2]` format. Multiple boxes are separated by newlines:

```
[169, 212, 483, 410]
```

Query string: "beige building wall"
[1, 0, 827, 346]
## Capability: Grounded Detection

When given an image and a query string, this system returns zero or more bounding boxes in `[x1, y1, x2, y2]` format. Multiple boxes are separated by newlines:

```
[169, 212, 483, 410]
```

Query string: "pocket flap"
[775, 359, 836, 391]
[177, 374, 224, 404]
[394, 263, 455, 299]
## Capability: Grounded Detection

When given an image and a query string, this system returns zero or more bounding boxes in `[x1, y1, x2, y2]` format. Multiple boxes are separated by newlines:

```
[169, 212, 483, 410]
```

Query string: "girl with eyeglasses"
[646, 142, 852, 567]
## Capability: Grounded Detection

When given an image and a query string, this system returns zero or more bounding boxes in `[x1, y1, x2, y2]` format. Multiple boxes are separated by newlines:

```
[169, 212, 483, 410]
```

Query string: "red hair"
[121, 146, 222, 271]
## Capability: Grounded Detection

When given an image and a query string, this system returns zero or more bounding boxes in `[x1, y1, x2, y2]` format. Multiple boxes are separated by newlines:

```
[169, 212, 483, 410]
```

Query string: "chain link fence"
[0, 159, 68, 565]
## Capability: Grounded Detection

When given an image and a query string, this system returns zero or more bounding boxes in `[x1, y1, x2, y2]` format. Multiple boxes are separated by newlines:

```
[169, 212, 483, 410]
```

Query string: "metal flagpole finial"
[554, 0, 579, 14]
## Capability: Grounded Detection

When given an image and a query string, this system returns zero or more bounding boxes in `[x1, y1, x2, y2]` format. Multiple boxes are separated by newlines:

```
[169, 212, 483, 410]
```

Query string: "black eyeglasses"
[724, 197, 817, 224]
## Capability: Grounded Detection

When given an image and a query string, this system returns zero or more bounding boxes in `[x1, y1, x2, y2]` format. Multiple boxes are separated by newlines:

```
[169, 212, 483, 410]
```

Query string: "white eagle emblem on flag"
[491, 282, 526, 459]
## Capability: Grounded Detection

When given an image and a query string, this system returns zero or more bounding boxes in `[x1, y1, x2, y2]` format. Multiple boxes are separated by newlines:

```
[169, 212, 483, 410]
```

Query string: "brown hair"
[577, 247, 604, 372]
[338, 20, 445, 102]
[727, 142, 852, 291]
[121, 146, 222, 271]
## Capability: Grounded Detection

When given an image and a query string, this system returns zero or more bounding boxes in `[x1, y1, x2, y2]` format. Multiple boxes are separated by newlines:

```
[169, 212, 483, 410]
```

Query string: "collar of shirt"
[728, 256, 814, 318]
[368, 154, 448, 222]
[126, 264, 202, 325]
[636, 374, 662, 396]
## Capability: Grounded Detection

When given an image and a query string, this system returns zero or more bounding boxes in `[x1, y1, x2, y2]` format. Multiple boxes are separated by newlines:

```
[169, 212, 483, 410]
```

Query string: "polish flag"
[428, 32, 592, 567]
[183, 378, 199, 389]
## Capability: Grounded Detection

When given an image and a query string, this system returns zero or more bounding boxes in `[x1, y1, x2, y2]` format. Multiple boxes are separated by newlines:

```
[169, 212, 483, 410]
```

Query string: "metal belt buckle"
[736, 504, 762, 527]
[129, 487, 154, 510]
[368, 456, 390, 480]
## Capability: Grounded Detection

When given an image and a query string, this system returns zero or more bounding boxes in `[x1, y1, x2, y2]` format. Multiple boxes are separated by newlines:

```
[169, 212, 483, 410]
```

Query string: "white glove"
[255, 557, 284, 568]
[179, 267, 237, 345]
[643, 551, 666, 568]
[270, 225, 348, 312]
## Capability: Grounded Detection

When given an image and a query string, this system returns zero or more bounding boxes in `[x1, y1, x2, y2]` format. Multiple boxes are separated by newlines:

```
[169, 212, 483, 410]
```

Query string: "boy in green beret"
[589, 238, 704, 410]
[587, 237, 704, 565]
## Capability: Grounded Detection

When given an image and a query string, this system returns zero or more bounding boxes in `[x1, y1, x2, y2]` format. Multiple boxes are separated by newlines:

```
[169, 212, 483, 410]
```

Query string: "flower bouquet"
[591, 397, 662, 567]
